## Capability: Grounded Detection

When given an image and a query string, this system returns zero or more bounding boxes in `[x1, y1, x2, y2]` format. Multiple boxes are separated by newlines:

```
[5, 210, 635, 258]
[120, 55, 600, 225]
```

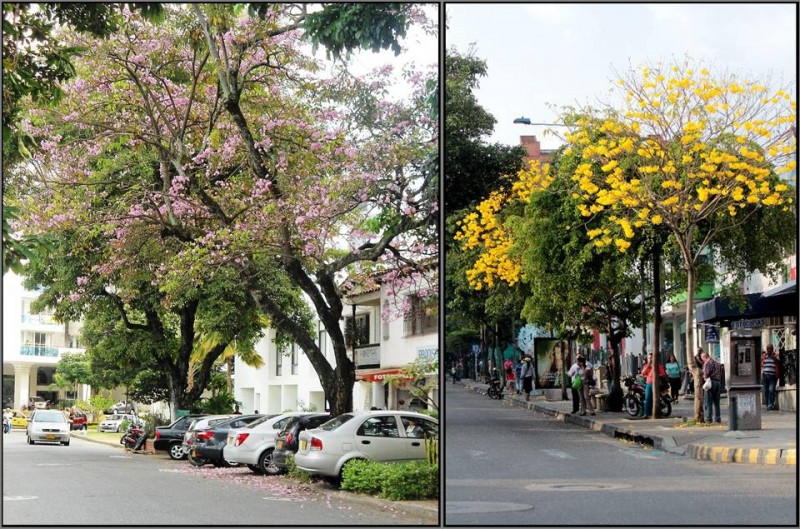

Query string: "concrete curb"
[459, 381, 795, 466]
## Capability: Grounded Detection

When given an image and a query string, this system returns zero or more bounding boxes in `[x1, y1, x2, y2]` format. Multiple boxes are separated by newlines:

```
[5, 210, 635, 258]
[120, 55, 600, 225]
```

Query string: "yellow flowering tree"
[567, 59, 796, 421]
[454, 160, 554, 290]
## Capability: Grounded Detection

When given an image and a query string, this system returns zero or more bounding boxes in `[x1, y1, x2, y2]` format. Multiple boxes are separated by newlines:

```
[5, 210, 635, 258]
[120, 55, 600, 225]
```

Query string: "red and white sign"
[357, 369, 415, 382]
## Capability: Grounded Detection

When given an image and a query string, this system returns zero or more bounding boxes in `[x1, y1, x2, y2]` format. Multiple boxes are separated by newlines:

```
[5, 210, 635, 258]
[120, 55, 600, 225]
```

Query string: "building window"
[319, 329, 328, 361]
[69, 335, 81, 349]
[345, 313, 370, 348]
[276, 349, 283, 377]
[291, 344, 299, 375]
[382, 300, 390, 340]
[24, 332, 48, 348]
[403, 295, 438, 337]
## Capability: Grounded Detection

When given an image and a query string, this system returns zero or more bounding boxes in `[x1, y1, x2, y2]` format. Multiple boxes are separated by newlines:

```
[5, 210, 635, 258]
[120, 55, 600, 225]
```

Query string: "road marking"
[110, 455, 133, 459]
[618, 448, 658, 459]
[262, 496, 300, 502]
[158, 469, 181, 472]
[467, 450, 491, 460]
[541, 449, 575, 459]
[527, 482, 633, 491]
[3, 496, 38, 501]
[35, 463, 74, 466]
[447, 501, 533, 514]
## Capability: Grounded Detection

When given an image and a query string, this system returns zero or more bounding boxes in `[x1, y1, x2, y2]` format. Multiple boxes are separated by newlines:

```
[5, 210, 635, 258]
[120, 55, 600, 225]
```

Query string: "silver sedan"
[294, 410, 438, 480]
[26, 410, 71, 446]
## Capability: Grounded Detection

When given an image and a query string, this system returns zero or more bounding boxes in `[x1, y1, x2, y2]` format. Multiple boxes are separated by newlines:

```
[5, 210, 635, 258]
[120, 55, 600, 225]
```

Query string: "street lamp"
[513, 117, 565, 127]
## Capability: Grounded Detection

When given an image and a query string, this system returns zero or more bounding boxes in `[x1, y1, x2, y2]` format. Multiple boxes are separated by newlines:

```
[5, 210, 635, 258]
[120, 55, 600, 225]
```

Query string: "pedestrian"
[701, 351, 722, 423]
[640, 353, 666, 418]
[567, 356, 587, 414]
[450, 364, 457, 384]
[582, 360, 597, 416]
[514, 356, 524, 394]
[254, 410, 259, 414]
[761, 344, 780, 410]
[504, 358, 516, 393]
[233, 404, 242, 415]
[3, 408, 12, 434]
[665, 353, 682, 401]
[520, 356, 535, 401]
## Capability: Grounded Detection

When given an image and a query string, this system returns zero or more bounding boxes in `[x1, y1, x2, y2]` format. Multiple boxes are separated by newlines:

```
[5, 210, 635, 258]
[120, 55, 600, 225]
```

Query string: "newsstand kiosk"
[725, 333, 762, 430]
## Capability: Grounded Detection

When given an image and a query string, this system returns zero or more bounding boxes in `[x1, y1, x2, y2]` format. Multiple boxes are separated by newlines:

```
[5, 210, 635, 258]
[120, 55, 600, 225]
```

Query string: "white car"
[26, 410, 71, 445]
[294, 410, 438, 481]
[98, 414, 140, 433]
[223, 412, 319, 475]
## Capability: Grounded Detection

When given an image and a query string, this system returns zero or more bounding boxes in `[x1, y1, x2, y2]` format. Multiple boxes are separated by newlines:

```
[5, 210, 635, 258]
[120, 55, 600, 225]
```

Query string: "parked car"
[9, 409, 29, 429]
[223, 412, 320, 475]
[188, 414, 266, 467]
[69, 411, 88, 431]
[272, 414, 331, 472]
[26, 409, 71, 445]
[98, 413, 140, 433]
[109, 401, 136, 414]
[294, 410, 438, 481]
[154, 414, 207, 460]
[28, 396, 48, 410]
[181, 415, 235, 462]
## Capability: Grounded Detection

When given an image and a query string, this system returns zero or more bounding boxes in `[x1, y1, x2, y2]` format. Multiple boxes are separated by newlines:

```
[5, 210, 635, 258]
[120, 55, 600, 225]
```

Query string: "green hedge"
[342, 460, 438, 500]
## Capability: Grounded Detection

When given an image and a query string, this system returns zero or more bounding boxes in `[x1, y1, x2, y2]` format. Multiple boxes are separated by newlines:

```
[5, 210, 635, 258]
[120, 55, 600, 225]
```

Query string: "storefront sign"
[358, 369, 415, 382]
[416, 345, 438, 361]
[731, 319, 765, 329]
[354, 345, 380, 368]
[535, 338, 568, 389]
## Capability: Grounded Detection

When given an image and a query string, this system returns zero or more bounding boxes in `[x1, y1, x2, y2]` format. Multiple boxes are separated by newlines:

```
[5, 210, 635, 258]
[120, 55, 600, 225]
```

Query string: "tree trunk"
[652, 244, 662, 418]
[685, 266, 703, 421]
[606, 333, 624, 412]
[559, 340, 567, 400]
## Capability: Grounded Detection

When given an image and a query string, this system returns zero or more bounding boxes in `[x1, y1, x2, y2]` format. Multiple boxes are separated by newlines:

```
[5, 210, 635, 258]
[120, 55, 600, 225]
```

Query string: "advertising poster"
[535, 338, 571, 389]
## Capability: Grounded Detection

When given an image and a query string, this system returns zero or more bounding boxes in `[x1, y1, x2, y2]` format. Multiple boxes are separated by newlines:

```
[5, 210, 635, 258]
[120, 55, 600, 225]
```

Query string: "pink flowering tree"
[15, 4, 437, 416]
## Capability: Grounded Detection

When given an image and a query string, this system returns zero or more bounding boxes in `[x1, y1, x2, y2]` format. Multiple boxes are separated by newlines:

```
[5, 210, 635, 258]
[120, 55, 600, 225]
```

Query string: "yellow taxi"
[10, 410, 29, 429]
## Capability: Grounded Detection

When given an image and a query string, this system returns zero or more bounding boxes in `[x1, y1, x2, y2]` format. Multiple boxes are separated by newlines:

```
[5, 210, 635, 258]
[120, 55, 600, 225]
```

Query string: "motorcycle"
[623, 376, 672, 418]
[487, 370, 504, 400]
[120, 422, 147, 451]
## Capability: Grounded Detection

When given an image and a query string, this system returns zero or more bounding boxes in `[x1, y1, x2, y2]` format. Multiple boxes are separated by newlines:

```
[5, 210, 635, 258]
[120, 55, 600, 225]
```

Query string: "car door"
[399, 415, 438, 461]
[353, 415, 407, 463]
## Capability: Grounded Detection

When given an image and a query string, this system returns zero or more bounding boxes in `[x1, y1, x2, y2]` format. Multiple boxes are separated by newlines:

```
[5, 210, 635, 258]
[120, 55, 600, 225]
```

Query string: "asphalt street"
[444, 383, 798, 526]
[2, 431, 436, 525]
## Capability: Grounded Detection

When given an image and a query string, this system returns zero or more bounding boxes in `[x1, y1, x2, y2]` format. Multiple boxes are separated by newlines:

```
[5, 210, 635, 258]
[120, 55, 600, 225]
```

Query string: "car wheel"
[168, 442, 186, 460]
[258, 448, 281, 475]
[188, 452, 208, 467]
[62, 440, 70, 446]
[334, 458, 364, 487]
[83, 424, 88, 431]
[247, 464, 264, 474]
[27, 436, 34, 445]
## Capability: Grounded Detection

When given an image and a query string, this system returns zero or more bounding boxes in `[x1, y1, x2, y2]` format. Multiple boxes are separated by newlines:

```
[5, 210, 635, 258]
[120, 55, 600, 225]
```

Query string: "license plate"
[46, 434, 56, 439]
[276, 440, 283, 449]
[300, 439, 307, 451]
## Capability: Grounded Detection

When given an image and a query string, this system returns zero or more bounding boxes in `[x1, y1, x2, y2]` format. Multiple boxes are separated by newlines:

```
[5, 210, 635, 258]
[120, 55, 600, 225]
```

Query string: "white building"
[2, 271, 90, 409]
[233, 278, 439, 414]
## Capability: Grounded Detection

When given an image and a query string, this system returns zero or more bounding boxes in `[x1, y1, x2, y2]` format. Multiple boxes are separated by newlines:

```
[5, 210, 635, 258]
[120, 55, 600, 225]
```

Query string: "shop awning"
[762, 279, 796, 298]
[696, 288, 798, 323]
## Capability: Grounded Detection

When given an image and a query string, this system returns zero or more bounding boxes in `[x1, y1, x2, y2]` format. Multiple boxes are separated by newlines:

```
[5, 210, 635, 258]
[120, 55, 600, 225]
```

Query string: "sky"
[446, 3, 797, 150]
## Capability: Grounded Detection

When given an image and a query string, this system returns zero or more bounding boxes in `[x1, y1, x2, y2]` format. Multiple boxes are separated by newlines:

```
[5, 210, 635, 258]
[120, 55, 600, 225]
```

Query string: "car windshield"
[107, 415, 124, 421]
[319, 413, 355, 431]
[34, 411, 66, 423]
[208, 417, 230, 427]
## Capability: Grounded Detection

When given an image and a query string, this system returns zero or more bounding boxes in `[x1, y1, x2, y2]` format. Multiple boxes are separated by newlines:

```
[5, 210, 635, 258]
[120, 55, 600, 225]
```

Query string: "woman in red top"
[641, 353, 666, 418]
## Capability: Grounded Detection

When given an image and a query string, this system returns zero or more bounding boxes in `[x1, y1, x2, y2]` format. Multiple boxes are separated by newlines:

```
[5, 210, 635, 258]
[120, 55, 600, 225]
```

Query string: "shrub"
[379, 461, 438, 501]
[341, 459, 388, 494]
[285, 454, 313, 483]
[119, 419, 131, 432]
[340, 460, 438, 500]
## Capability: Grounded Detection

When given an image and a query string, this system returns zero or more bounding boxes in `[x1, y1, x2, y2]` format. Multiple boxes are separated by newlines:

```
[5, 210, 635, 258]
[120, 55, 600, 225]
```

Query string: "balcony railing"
[21, 313, 59, 325]
[20, 345, 60, 357]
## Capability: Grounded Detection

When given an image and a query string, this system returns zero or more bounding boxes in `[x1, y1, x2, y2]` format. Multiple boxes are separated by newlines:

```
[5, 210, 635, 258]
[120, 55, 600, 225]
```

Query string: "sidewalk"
[458, 379, 796, 466]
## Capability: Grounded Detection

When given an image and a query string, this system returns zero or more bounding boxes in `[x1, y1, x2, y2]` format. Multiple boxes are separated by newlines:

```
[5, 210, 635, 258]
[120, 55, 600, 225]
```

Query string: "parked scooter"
[623, 376, 672, 417]
[487, 368, 504, 400]
[120, 422, 147, 451]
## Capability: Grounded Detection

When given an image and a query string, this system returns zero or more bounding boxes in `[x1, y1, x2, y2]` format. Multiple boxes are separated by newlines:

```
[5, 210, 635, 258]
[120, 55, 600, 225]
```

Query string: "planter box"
[777, 387, 797, 412]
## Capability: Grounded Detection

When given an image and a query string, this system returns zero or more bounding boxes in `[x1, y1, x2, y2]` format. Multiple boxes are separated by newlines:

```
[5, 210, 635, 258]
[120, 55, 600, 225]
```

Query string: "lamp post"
[513, 117, 564, 127]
